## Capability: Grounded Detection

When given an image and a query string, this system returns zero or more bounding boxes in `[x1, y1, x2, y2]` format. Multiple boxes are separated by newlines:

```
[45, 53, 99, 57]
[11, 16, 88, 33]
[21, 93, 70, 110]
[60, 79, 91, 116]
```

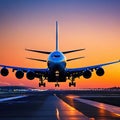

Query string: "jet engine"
[15, 70, 24, 79]
[96, 68, 104, 76]
[0, 68, 9, 76]
[83, 70, 92, 79]
[26, 71, 35, 80]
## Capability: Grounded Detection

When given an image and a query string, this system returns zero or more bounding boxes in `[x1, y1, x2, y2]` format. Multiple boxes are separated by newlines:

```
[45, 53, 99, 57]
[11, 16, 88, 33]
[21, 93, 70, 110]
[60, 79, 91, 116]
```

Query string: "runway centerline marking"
[54, 94, 90, 120]
[56, 108, 60, 120]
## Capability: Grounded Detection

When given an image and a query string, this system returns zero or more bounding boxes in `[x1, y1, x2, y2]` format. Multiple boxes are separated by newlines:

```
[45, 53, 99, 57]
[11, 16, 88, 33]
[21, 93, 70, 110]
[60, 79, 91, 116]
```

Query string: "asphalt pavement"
[0, 93, 120, 120]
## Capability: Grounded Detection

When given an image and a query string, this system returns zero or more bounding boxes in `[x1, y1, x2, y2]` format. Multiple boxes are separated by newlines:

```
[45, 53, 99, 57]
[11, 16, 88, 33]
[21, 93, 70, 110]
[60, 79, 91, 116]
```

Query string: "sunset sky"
[0, 0, 120, 89]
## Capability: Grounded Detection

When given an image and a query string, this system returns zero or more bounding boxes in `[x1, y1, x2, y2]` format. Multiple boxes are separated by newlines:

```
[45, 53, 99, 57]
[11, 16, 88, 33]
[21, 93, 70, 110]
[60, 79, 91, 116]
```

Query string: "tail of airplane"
[56, 21, 85, 53]
[56, 21, 59, 51]
[26, 21, 85, 62]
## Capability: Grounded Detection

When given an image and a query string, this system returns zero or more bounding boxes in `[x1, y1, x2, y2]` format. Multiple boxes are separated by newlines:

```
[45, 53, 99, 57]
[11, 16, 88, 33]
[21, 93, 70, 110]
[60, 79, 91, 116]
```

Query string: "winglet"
[56, 21, 59, 51]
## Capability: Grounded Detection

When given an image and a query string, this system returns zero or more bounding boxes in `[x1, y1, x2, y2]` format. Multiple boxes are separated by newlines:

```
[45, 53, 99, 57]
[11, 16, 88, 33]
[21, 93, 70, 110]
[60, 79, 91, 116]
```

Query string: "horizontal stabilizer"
[26, 57, 47, 62]
[25, 48, 51, 54]
[62, 48, 85, 54]
[67, 56, 85, 62]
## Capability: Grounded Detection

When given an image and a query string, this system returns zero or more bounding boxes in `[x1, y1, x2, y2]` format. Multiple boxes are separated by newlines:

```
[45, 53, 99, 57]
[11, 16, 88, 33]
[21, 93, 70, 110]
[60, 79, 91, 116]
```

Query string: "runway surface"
[0, 92, 120, 120]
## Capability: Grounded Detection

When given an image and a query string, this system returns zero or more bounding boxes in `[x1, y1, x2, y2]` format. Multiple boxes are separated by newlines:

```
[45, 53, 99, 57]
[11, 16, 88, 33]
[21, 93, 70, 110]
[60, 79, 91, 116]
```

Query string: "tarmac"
[0, 91, 120, 120]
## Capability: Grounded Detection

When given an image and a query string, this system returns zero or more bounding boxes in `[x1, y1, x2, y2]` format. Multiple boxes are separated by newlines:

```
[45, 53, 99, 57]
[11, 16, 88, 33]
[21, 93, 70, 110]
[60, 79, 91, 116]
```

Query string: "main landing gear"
[69, 77, 76, 87]
[39, 78, 46, 87]
[69, 82, 76, 87]
[55, 83, 60, 87]
[39, 82, 46, 87]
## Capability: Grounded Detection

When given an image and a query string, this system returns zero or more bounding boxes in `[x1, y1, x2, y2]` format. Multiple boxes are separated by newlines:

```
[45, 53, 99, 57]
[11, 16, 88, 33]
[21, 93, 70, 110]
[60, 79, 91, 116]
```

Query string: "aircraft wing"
[0, 64, 48, 80]
[0, 64, 48, 72]
[66, 60, 120, 78]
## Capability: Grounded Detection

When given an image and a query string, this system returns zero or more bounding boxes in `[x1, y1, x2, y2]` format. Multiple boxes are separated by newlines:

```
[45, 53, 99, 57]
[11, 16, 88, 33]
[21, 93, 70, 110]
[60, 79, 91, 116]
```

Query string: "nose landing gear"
[55, 83, 60, 87]
[55, 79, 60, 87]
[55, 71, 60, 87]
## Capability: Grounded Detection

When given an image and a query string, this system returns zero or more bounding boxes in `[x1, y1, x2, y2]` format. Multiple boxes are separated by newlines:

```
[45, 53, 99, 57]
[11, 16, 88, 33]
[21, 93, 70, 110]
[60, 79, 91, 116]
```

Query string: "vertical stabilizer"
[56, 21, 59, 51]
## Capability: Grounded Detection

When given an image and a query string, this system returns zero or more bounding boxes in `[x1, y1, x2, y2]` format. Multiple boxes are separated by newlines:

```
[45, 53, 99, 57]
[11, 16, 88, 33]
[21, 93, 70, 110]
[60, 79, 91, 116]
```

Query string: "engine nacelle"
[83, 70, 92, 79]
[15, 70, 24, 79]
[26, 71, 35, 80]
[96, 68, 104, 76]
[0, 68, 9, 76]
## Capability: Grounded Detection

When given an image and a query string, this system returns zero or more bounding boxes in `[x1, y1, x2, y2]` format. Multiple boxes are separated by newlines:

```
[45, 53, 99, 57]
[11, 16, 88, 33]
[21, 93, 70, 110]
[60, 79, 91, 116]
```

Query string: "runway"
[0, 92, 120, 120]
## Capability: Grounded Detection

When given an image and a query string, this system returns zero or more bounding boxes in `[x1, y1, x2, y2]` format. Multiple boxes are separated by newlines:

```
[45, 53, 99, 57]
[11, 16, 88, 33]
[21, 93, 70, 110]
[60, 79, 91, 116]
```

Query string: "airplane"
[0, 21, 120, 87]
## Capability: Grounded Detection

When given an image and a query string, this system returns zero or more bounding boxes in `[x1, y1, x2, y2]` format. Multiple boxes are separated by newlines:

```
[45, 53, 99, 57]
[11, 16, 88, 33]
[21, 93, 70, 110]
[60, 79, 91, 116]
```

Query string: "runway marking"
[56, 108, 60, 120]
[0, 95, 28, 102]
[73, 97, 120, 116]
[55, 94, 90, 120]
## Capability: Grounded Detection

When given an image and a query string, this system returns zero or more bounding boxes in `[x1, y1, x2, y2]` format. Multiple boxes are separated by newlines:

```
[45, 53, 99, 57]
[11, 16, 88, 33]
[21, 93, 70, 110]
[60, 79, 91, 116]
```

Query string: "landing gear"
[69, 77, 76, 87]
[55, 83, 60, 87]
[39, 82, 46, 87]
[69, 82, 76, 87]
[39, 78, 46, 87]
[55, 79, 60, 87]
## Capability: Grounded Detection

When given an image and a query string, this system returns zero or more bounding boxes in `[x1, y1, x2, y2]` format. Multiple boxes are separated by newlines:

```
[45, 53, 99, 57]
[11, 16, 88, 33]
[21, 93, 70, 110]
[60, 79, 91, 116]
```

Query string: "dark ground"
[0, 90, 120, 120]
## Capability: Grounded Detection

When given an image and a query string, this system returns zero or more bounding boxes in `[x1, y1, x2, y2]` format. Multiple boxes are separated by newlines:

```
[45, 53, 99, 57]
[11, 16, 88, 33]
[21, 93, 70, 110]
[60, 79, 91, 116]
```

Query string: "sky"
[0, 0, 120, 89]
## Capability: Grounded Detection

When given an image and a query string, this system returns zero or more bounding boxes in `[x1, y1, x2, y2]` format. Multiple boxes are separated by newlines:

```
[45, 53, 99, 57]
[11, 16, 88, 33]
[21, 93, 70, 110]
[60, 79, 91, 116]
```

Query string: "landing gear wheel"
[55, 83, 60, 87]
[69, 82, 76, 87]
[73, 82, 76, 87]
[69, 82, 72, 87]
[39, 82, 46, 87]
[39, 77, 46, 87]
[43, 83, 46, 87]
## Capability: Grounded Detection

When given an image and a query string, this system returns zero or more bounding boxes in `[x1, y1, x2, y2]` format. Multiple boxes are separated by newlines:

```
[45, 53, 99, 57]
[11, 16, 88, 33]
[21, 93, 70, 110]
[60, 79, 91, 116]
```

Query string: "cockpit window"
[52, 54, 60, 58]
[54, 54, 60, 57]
